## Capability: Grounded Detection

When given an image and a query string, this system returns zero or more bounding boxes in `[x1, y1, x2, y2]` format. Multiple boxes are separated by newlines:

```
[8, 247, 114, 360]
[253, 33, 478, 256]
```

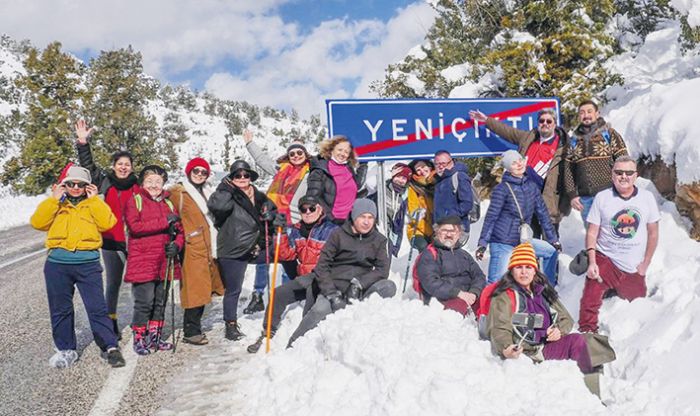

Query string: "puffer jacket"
[306, 156, 367, 222]
[77, 142, 139, 251]
[485, 119, 570, 224]
[31, 196, 117, 251]
[312, 221, 390, 296]
[207, 178, 276, 260]
[277, 218, 339, 275]
[406, 174, 435, 241]
[478, 173, 558, 247]
[414, 239, 485, 301]
[433, 162, 473, 232]
[123, 189, 184, 284]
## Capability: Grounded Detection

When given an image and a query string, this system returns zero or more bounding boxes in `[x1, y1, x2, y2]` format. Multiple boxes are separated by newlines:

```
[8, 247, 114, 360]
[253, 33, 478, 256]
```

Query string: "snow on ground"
[157, 182, 700, 415]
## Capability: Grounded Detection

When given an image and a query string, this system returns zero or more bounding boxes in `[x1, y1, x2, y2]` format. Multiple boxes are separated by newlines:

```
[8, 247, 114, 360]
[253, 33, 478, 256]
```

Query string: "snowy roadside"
[0, 186, 45, 231]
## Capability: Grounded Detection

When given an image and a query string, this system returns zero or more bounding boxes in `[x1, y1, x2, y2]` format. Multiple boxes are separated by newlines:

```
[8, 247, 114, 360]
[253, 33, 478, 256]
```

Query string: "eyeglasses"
[538, 119, 554, 125]
[613, 169, 636, 177]
[232, 172, 251, 180]
[300, 205, 317, 214]
[65, 182, 87, 189]
[288, 150, 305, 158]
[192, 167, 209, 176]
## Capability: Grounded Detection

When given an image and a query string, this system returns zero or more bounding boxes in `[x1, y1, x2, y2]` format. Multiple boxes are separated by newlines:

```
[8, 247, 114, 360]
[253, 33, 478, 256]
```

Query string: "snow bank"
[0, 186, 44, 231]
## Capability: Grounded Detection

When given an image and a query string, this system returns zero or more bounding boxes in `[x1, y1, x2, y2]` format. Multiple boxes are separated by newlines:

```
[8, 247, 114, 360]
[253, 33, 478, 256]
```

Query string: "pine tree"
[1, 42, 84, 194]
[82, 46, 175, 172]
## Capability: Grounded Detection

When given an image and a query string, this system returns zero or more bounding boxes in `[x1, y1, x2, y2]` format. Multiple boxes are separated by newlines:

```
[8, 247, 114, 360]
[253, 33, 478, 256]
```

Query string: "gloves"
[346, 278, 363, 301]
[165, 241, 179, 258]
[167, 214, 180, 225]
[260, 209, 275, 222]
[273, 213, 287, 228]
[552, 241, 562, 252]
[327, 291, 347, 312]
[475, 246, 486, 261]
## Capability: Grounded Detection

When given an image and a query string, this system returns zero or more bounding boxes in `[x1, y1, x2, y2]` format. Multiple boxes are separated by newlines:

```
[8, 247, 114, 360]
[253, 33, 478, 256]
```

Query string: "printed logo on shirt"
[610, 208, 641, 239]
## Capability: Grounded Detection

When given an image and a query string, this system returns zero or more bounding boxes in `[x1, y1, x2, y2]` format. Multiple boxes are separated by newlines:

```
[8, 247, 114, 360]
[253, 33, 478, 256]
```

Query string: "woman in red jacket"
[124, 165, 184, 355]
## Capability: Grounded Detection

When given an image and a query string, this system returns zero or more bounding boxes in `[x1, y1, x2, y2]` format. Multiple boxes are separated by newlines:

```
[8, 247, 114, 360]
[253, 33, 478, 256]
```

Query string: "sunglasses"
[192, 167, 209, 176]
[300, 205, 317, 214]
[613, 169, 636, 177]
[65, 182, 87, 189]
[288, 150, 305, 158]
[232, 172, 251, 180]
[538, 118, 554, 125]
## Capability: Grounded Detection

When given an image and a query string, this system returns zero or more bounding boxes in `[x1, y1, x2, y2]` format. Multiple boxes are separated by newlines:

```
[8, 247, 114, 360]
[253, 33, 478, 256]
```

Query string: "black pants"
[131, 280, 166, 327]
[261, 275, 315, 332]
[183, 306, 205, 337]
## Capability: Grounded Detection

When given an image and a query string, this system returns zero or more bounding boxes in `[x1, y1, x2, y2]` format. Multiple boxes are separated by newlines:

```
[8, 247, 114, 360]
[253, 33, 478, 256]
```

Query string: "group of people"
[30, 100, 659, 399]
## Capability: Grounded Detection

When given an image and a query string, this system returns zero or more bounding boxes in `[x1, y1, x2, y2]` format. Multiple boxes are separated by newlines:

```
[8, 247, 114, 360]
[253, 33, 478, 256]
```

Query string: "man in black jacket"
[287, 198, 396, 347]
[415, 216, 486, 317]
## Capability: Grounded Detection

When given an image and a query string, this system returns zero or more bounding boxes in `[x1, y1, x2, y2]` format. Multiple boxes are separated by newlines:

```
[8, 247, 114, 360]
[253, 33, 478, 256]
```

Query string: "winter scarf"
[267, 162, 309, 216]
[182, 179, 218, 258]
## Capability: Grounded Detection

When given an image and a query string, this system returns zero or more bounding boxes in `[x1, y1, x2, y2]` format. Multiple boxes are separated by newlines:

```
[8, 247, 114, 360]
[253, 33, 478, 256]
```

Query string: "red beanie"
[57, 162, 75, 183]
[185, 157, 211, 177]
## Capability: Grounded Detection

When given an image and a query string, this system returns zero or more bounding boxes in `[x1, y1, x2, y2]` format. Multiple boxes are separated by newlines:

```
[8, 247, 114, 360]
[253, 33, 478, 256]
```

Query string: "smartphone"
[511, 312, 544, 329]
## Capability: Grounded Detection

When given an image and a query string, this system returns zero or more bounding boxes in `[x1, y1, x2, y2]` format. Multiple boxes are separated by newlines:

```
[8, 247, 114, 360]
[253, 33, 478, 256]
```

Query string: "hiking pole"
[265, 226, 283, 353]
[264, 207, 271, 304]
[402, 208, 426, 293]
[163, 224, 178, 353]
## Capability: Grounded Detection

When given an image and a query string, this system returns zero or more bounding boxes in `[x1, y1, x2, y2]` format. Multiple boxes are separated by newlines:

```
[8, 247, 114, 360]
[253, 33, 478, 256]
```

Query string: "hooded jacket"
[433, 162, 473, 232]
[312, 220, 390, 296]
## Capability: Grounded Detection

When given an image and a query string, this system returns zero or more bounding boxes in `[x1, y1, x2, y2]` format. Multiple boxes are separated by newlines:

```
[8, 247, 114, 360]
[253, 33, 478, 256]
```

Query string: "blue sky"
[0, 0, 436, 116]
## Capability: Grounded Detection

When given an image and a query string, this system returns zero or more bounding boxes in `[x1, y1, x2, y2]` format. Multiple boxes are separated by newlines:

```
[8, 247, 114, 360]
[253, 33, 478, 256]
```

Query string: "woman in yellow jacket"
[405, 160, 436, 252]
[30, 165, 125, 369]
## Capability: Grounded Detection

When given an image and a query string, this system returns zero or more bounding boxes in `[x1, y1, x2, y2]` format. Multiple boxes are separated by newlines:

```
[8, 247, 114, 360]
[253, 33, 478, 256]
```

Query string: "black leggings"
[131, 280, 166, 326]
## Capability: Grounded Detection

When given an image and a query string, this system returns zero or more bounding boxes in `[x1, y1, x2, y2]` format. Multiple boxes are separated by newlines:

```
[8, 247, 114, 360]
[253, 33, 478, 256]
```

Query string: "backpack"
[569, 128, 610, 149]
[451, 173, 481, 223]
[476, 282, 517, 340]
[411, 244, 438, 302]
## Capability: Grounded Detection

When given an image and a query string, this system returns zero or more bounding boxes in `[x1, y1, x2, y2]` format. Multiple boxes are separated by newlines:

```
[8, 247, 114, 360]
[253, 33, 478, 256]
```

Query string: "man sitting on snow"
[578, 156, 660, 333]
[286, 198, 396, 348]
[414, 216, 486, 317]
[246, 196, 338, 353]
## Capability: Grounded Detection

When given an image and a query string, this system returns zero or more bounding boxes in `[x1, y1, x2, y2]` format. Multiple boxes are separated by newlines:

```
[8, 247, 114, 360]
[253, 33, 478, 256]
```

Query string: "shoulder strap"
[451, 173, 459, 194]
[134, 194, 142, 212]
[505, 182, 525, 222]
[165, 199, 175, 212]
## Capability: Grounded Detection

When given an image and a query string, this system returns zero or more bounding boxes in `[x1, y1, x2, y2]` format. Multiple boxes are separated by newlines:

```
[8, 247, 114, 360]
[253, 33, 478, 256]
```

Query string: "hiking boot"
[132, 325, 151, 356]
[182, 334, 209, 346]
[110, 315, 122, 341]
[106, 348, 126, 368]
[225, 321, 244, 341]
[148, 320, 174, 351]
[243, 292, 265, 315]
[49, 349, 78, 369]
[247, 330, 274, 353]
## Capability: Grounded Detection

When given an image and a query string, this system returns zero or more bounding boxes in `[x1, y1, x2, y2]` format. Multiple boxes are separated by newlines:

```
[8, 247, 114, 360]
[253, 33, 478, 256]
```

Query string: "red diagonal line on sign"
[354, 101, 555, 156]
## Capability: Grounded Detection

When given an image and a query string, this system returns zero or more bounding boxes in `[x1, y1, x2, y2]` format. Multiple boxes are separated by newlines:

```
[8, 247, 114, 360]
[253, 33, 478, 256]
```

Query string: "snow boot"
[49, 349, 79, 368]
[243, 291, 265, 315]
[106, 347, 126, 368]
[247, 330, 275, 353]
[225, 321, 244, 341]
[148, 320, 174, 351]
[132, 325, 151, 356]
[109, 313, 122, 341]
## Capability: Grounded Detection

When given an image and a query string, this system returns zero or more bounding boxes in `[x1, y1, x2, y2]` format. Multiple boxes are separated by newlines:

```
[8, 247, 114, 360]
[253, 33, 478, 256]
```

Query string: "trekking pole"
[264, 207, 271, 303]
[169, 256, 177, 353]
[265, 226, 283, 353]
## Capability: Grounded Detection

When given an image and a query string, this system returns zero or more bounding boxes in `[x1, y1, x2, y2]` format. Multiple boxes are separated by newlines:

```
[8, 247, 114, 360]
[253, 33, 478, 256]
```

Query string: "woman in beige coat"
[168, 157, 224, 345]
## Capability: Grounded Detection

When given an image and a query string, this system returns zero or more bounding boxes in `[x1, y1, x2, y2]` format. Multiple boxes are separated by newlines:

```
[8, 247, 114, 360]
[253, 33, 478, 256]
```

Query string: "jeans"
[487, 239, 558, 285]
[131, 280, 167, 326]
[102, 249, 126, 316]
[580, 196, 594, 224]
[44, 261, 117, 351]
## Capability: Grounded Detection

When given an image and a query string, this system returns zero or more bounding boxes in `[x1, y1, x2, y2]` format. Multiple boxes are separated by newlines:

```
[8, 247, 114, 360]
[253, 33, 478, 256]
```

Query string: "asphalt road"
[0, 225, 221, 416]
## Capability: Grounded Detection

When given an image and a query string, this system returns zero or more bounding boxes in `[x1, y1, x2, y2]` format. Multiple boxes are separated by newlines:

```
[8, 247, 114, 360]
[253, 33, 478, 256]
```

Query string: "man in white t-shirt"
[578, 156, 660, 333]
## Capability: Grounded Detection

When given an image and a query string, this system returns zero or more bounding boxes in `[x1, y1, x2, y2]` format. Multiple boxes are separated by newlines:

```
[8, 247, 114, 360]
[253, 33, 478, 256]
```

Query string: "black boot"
[243, 292, 265, 315]
[225, 321, 245, 341]
[247, 330, 275, 353]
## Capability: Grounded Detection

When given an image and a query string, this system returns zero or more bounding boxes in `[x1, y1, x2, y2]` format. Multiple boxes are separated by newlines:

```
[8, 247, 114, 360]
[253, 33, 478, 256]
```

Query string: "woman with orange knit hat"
[484, 243, 611, 397]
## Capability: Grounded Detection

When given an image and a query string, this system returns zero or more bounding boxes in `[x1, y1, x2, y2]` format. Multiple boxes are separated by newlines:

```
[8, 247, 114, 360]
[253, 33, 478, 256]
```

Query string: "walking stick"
[162, 224, 178, 353]
[264, 208, 271, 302]
[265, 226, 283, 353]
[402, 208, 426, 293]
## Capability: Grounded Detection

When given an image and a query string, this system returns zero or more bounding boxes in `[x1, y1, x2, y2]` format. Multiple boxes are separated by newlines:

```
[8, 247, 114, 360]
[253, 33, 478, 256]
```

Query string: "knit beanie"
[508, 243, 539, 270]
[185, 157, 211, 177]
[501, 150, 524, 173]
[351, 198, 377, 220]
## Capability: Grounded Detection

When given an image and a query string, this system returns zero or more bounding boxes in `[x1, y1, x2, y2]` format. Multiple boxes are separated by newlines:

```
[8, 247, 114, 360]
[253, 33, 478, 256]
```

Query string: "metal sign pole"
[376, 161, 387, 235]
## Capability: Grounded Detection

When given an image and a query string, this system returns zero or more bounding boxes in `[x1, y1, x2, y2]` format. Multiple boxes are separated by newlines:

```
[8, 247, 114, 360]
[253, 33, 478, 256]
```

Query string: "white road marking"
[87, 332, 139, 416]
[0, 248, 45, 270]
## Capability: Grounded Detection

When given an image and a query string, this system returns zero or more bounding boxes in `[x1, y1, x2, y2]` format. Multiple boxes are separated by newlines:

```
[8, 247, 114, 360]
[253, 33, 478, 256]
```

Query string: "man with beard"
[414, 216, 486, 317]
[563, 100, 628, 224]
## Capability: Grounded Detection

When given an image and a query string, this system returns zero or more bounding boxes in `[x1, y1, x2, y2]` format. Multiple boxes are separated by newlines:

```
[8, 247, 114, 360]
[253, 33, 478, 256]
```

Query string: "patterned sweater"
[563, 118, 628, 199]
